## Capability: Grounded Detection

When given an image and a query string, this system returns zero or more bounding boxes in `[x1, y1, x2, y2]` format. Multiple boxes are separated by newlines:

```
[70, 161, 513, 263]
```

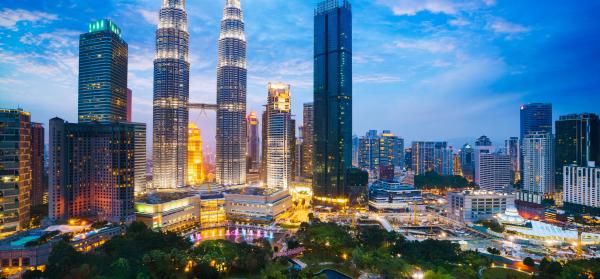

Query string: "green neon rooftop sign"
[88, 19, 122, 38]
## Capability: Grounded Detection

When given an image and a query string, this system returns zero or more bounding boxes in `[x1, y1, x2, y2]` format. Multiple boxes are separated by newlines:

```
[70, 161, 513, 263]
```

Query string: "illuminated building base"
[224, 187, 292, 225]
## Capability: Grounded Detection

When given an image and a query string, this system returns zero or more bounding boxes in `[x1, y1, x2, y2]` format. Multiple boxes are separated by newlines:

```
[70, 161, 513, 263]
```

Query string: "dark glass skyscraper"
[31, 122, 46, 207]
[216, 0, 247, 187]
[313, 0, 352, 201]
[153, 0, 189, 189]
[555, 113, 600, 188]
[78, 19, 127, 123]
[520, 103, 553, 140]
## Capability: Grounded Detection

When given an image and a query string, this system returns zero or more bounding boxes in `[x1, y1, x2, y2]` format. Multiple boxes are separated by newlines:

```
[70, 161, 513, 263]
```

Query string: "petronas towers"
[152, 0, 247, 189]
[152, 0, 189, 189]
[216, 0, 247, 187]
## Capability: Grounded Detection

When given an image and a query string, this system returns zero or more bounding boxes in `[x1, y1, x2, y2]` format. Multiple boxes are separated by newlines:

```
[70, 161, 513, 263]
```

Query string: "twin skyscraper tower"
[152, 0, 353, 204]
[152, 0, 248, 189]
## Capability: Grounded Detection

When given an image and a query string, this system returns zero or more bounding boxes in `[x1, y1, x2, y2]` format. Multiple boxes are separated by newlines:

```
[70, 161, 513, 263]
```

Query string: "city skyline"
[2, 0, 600, 151]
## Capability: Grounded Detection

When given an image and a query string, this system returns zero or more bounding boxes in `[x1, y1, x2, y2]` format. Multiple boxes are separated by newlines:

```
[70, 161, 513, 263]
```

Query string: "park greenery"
[414, 171, 470, 189]
[21, 220, 600, 279]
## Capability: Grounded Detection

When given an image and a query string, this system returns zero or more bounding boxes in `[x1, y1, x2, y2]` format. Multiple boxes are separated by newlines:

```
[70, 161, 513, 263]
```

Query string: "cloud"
[138, 8, 158, 25]
[449, 18, 470, 27]
[355, 74, 404, 84]
[488, 19, 530, 34]
[377, 0, 458, 16]
[129, 48, 154, 71]
[19, 30, 79, 49]
[394, 38, 456, 53]
[0, 8, 57, 31]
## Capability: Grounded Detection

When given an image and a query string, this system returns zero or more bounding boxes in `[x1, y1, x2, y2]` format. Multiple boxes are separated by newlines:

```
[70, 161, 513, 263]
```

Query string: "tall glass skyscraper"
[555, 113, 600, 188]
[216, 0, 247, 187]
[301, 103, 314, 178]
[247, 112, 260, 173]
[313, 0, 352, 201]
[78, 19, 127, 123]
[152, 0, 190, 189]
[520, 103, 553, 140]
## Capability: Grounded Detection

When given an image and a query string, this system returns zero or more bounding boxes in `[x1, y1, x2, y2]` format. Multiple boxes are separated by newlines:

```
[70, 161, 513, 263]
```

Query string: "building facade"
[563, 164, 600, 215]
[522, 132, 555, 195]
[555, 113, 600, 190]
[135, 192, 200, 232]
[152, 0, 190, 189]
[224, 187, 292, 224]
[368, 180, 422, 212]
[133, 123, 147, 194]
[30, 122, 46, 207]
[247, 111, 260, 173]
[301, 103, 314, 178]
[78, 19, 128, 123]
[411, 141, 453, 175]
[216, 0, 247, 187]
[459, 144, 474, 181]
[479, 153, 511, 192]
[313, 0, 353, 201]
[358, 130, 404, 175]
[266, 83, 293, 190]
[0, 109, 31, 238]
[187, 123, 205, 186]
[49, 118, 138, 223]
[474, 135, 494, 185]
[447, 190, 515, 223]
[505, 137, 520, 184]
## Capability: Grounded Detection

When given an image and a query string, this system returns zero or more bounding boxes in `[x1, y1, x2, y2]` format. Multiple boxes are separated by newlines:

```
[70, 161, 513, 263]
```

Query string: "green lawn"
[482, 268, 531, 279]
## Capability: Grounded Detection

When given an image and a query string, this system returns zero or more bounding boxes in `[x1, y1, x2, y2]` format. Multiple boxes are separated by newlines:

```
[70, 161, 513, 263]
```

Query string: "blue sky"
[1, 0, 599, 151]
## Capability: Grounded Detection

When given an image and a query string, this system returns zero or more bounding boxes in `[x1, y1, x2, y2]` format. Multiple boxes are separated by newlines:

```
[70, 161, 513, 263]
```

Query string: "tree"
[486, 247, 500, 255]
[45, 240, 85, 279]
[523, 257, 535, 267]
[537, 258, 563, 279]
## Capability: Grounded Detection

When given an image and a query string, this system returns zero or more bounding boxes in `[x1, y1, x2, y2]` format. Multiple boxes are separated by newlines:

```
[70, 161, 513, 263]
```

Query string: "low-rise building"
[135, 192, 200, 232]
[224, 187, 292, 225]
[368, 180, 422, 212]
[199, 192, 227, 229]
[447, 190, 515, 223]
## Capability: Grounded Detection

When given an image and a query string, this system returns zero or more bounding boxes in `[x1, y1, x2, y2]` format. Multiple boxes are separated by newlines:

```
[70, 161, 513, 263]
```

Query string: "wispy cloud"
[0, 8, 57, 31]
[137, 8, 158, 26]
[488, 19, 530, 34]
[19, 29, 79, 49]
[394, 38, 456, 53]
[449, 18, 470, 27]
[355, 74, 404, 84]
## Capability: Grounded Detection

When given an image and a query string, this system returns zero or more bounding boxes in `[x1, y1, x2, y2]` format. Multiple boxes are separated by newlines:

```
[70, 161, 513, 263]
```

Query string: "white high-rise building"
[266, 83, 292, 190]
[479, 153, 511, 192]
[563, 163, 600, 210]
[522, 132, 555, 195]
[474, 136, 494, 185]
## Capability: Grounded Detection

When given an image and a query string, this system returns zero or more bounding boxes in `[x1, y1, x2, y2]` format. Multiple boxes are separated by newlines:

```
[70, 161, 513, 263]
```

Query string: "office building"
[126, 88, 132, 122]
[520, 103, 553, 141]
[313, 0, 353, 202]
[290, 118, 297, 181]
[358, 130, 404, 174]
[133, 123, 147, 194]
[260, 109, 268, 183]
[411, 141, 453, 175]
[505, 137, 520, 183]
[247, 111, 260, 173]
[187, 123, 205, 186]
[563, 163, 600, 215]
[30, 122, 46, 207]
[0, 109, 31, 238]
[479, 153, 511, 192]
[266, 83, 293, 190]
[522, 132, 555, 196]
[153, 0, 190, 189]
[368, 180, 422, 212]
[49, 118, 139, 223]
[447, 190, 515, 223]
[474, 136, 494, 185]
[301, 103, 314, 178]
[78, 19, 128, 123]
[216, 0, 247, 187]
[404, 148, 412, 171]
[555, 113, 600, 189]
[459, 143, 474, 181]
